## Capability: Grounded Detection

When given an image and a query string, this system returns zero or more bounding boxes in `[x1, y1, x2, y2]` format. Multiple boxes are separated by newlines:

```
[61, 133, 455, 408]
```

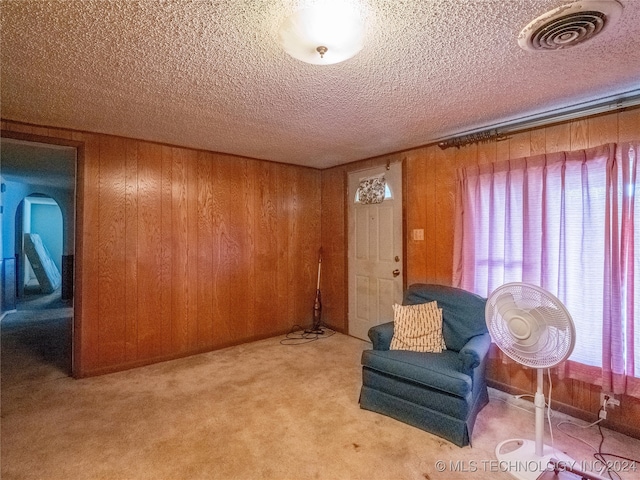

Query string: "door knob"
[392, 269, 400, 277]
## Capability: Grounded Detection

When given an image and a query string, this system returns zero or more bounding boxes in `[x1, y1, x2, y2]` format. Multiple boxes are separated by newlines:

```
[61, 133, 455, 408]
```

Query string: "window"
[354, 173, 392, 204]
[453, 142, 640, 398]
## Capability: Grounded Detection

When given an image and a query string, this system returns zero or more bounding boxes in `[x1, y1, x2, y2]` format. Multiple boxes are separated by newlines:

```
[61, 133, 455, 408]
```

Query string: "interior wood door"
[348, 163, 403, 341]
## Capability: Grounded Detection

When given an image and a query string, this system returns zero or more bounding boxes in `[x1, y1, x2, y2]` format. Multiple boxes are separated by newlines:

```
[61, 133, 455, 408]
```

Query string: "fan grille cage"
[486, 283, 575, 368]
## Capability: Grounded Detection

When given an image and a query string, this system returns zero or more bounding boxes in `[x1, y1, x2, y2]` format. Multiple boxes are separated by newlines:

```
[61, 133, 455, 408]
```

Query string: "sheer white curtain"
[453, 142, 639, 398]
[605, 142, 639, 396]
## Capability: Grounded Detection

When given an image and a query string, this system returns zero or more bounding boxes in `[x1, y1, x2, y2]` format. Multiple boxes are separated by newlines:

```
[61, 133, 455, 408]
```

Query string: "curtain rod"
[437, 89, 640, 149]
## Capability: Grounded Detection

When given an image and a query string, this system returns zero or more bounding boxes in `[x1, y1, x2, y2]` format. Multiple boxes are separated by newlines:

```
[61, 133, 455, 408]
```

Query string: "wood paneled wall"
[320, 106, 640, 437]
[1, 120, 321, 377]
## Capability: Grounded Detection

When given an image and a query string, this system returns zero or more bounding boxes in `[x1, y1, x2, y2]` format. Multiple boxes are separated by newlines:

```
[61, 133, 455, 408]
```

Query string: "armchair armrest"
[458, 333, 491, 375]
[367, 322, 394, 350]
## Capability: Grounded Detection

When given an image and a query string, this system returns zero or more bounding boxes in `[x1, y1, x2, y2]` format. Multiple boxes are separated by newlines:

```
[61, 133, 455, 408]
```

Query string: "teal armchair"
[359, 284, 491, 447]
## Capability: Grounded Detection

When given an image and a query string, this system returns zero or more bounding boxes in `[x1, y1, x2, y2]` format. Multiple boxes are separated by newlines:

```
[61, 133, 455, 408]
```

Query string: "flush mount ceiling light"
[518, 0, 623, 51]
[278, 3, 365, 65]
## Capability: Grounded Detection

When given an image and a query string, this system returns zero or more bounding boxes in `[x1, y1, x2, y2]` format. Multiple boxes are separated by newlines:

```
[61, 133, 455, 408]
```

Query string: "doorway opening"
[1, 136, 77, 382]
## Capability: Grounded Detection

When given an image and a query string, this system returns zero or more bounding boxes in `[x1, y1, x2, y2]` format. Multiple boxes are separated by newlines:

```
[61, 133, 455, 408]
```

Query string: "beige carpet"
[2, 316, 640, 480]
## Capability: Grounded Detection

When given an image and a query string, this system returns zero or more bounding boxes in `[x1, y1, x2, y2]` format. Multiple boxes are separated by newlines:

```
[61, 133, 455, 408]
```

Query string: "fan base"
[495, 439, 574, 480]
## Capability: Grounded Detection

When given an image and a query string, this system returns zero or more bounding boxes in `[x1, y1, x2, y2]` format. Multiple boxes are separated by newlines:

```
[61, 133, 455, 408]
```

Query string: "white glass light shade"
[278, 4, 365, 65]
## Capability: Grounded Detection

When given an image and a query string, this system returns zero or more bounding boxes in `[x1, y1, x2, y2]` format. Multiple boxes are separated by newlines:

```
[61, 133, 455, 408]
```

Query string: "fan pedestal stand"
[495, 369, 574, 480]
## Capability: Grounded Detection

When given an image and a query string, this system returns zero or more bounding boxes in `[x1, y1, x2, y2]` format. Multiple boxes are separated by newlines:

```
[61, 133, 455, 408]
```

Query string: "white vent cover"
[518, 0, 623, 51]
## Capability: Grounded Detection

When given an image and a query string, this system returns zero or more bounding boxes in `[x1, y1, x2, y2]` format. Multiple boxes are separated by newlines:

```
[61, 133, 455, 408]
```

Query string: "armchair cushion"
[362, 349, 471, 397]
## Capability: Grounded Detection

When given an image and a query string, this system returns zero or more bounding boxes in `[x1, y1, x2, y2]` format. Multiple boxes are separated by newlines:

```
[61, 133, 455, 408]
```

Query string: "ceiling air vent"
[518, 0, 623, 51]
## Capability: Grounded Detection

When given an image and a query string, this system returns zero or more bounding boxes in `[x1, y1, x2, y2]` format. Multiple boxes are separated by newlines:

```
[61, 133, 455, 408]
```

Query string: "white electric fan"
[486, 283, 576, 480]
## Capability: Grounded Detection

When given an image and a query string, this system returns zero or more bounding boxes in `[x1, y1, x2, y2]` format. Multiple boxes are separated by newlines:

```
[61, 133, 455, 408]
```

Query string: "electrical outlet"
[600, 392, 620, 408]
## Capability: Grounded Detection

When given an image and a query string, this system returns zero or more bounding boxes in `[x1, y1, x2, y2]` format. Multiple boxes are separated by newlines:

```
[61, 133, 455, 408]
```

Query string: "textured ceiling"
[1, 0, 639, 169]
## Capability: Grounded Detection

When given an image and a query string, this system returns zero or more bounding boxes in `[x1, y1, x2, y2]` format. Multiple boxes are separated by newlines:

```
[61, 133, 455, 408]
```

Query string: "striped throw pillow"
[390, 301, 446, 353]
